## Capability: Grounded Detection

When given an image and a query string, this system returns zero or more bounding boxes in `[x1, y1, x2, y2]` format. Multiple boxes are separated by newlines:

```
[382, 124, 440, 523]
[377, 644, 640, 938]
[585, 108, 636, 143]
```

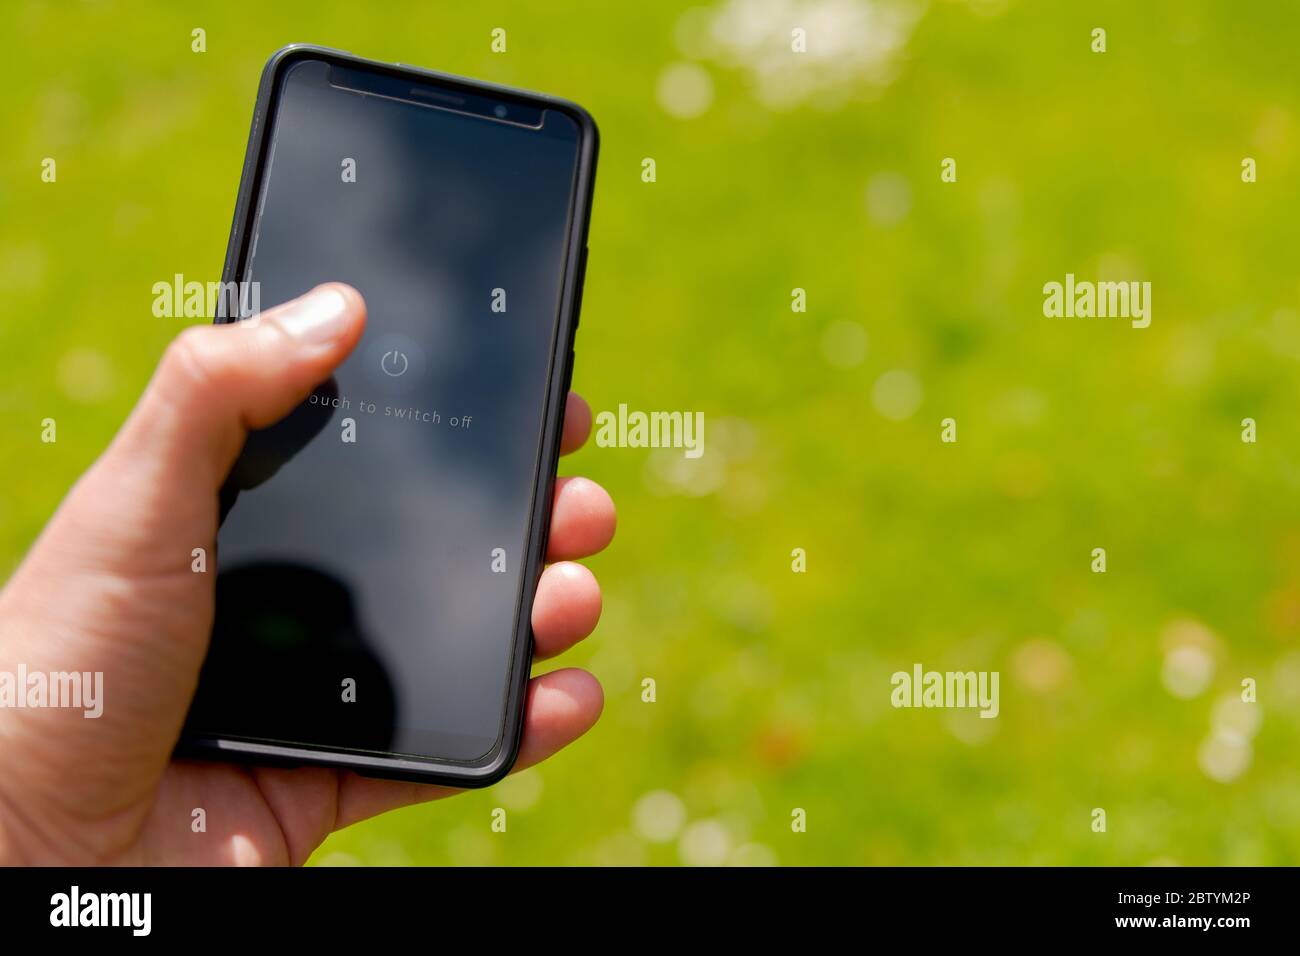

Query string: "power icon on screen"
[380, 349, 409, 377]
[369, 334, 423, 387]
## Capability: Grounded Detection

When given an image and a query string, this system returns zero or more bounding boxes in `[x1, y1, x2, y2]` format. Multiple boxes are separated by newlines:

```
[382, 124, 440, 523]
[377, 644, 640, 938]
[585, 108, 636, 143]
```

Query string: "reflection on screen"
[184, 59, 581, 761]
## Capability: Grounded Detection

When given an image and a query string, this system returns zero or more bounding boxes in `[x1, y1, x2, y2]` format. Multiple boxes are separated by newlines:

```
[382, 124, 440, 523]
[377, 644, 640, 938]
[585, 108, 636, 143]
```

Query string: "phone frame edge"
[175, 42, 600, 789]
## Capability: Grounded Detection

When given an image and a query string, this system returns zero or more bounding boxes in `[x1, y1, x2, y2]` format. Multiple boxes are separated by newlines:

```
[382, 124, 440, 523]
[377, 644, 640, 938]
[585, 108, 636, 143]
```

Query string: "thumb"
[21, 282, 367, 587]
[116, 282, 368, 492]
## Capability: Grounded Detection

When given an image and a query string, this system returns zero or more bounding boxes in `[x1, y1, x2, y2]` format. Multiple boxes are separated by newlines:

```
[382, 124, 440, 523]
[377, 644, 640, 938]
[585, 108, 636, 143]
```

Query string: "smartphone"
[177, 45, 597, 786]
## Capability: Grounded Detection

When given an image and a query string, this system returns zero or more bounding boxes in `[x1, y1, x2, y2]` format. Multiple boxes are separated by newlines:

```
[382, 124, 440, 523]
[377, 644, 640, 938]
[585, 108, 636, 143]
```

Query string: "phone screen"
[183, 57, 584, 763]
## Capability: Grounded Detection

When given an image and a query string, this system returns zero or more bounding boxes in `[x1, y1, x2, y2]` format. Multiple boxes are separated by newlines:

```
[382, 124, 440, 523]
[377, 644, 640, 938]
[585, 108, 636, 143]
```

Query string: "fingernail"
[273, 287, 351, 344]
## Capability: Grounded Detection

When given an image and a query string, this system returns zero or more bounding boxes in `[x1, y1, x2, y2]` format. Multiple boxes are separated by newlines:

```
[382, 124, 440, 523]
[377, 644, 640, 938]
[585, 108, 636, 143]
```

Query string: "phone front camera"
[493, 104, 508, 119]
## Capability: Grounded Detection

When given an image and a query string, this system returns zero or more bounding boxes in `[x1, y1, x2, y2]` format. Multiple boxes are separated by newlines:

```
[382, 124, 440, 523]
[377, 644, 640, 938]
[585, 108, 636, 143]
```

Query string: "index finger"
[560, 391, 592, 456]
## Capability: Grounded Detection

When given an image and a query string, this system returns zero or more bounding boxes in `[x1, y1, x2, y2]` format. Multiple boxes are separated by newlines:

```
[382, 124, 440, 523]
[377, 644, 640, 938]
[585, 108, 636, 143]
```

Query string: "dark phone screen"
[183, 58, 583, 762]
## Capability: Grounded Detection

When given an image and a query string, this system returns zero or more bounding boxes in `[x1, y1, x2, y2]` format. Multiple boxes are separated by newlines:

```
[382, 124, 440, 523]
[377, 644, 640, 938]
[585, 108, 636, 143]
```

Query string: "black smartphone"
[177, 45, 597, 786]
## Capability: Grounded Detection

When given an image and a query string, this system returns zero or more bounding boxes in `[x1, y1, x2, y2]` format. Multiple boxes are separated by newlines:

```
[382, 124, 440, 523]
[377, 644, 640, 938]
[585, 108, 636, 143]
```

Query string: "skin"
[0, 284, 615, 865]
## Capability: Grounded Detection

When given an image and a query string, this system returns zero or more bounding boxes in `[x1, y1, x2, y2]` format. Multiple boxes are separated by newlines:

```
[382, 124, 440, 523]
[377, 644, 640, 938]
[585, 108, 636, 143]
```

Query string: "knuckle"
[162, 326, 221, 397]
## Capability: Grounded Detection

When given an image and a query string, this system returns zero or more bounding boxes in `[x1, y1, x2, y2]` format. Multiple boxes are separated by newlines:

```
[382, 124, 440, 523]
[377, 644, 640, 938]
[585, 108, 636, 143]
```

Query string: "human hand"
[0, 284, 615, 865]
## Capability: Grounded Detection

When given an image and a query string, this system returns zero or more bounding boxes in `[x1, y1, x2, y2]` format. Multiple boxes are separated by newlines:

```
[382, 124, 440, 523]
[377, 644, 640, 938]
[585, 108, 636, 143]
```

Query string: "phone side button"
[573, 245, 588, 328]
[563, 349, 575, 394]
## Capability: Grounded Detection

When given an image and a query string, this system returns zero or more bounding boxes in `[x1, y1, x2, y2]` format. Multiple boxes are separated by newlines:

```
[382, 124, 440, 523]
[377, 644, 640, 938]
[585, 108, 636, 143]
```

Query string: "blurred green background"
[4, 0, 1300, 864]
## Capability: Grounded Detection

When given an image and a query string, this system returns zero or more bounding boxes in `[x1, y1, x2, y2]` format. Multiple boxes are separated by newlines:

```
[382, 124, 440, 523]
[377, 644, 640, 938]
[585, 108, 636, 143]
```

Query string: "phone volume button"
[573, 245, 588, 328]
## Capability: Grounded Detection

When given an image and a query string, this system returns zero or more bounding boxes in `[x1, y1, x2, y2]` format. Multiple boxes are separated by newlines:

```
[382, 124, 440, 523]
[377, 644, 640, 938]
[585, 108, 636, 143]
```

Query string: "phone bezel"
[175, 44, 598, 787]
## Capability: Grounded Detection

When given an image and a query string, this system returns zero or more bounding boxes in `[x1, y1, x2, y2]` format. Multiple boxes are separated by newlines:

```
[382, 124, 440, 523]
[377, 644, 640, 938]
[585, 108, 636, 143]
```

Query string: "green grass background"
[3, 0, 1300, 864]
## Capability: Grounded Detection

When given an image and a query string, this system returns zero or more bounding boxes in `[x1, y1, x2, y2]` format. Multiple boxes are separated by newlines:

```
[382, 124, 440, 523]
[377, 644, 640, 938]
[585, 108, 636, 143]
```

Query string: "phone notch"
[327, 64, 544, 129]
